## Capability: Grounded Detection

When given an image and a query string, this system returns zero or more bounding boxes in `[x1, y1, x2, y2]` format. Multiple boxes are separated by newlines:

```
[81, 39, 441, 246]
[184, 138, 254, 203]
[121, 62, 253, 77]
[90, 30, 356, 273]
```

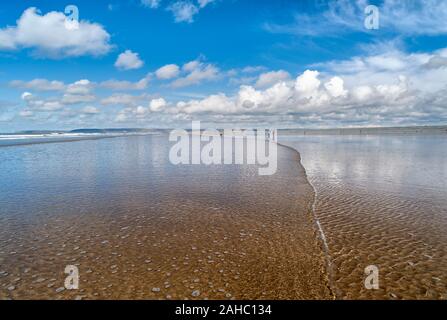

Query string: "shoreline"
[276, 142, 335, 299]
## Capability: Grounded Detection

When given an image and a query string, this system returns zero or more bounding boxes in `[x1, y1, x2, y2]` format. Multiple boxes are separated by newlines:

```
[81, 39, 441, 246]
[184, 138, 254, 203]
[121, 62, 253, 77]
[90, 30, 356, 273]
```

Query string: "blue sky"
[1, 0, 447, 131]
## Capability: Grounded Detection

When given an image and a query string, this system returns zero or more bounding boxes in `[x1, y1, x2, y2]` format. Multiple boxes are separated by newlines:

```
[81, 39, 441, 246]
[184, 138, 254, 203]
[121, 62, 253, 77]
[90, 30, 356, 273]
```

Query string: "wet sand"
[0, 135, 332, 300]
[281, 135, 447, 300]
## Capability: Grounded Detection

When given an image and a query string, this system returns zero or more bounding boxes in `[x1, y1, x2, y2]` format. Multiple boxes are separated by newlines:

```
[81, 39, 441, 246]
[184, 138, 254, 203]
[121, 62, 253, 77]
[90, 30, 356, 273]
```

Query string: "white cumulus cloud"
[149, 98, 167, 112]
[81, 106, 100, 114]
[11, 79, 65, 91]
[0, 7, 111, 58]
[115, 50, 144, 70]
[155, 64, 180, 79]
[171, 59, 219, 87]
[255, 70, 290, 88]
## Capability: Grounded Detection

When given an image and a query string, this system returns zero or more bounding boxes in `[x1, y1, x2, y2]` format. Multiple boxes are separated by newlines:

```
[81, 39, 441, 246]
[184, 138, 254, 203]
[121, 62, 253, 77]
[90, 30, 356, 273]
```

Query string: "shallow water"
[0, 134, 330, 300]
[280, 135, 447, 299]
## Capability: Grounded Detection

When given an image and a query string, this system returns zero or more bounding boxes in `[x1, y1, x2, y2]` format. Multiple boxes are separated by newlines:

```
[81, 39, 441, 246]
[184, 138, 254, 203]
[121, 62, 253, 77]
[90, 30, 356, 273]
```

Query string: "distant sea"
[280, 125, 447, 135]
[0, 128, 161, 147]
